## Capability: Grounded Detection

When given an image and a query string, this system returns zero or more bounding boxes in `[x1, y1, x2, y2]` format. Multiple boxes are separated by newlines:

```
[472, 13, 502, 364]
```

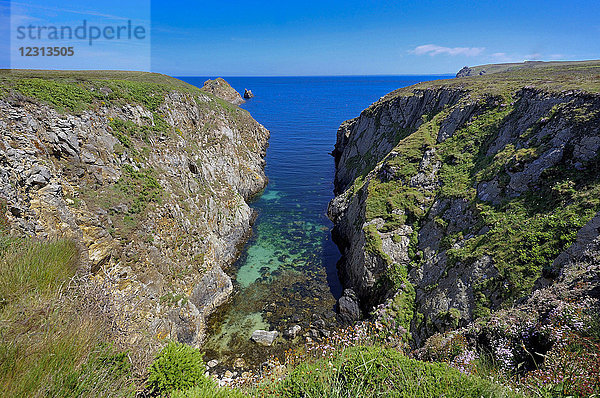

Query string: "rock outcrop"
[0, 71, 269, 351]
[244, 89, 254, 99]
[202, 77, 245, 105]
[329, 62, 600, 345]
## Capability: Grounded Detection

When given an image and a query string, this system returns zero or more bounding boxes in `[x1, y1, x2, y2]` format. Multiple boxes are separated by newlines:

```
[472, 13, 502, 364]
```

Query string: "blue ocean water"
[180, 75, 447, 363]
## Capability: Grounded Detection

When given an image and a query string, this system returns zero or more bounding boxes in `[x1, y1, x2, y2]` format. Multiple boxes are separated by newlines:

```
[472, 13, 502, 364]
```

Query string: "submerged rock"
[250, 329, 278, 346]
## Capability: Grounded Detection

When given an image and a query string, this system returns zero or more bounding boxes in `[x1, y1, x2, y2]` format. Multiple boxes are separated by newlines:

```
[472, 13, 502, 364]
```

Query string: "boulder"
[244, 89, 254, 99]
[338, 289, 361, 322]
[250, 329, 278, 346]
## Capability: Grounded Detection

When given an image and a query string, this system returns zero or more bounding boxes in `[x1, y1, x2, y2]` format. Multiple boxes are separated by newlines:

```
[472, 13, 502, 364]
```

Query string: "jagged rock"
[244, 89, 254, 99]
[456, 66, 472, 78]
[329, 64, 600, 346]
[27, 164, 51, 187]
[251, 330, 278, 346]
[338, 289, 361, 322]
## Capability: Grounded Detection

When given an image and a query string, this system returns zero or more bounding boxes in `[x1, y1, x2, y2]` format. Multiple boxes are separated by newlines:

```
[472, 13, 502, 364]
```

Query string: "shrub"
[147, 341, 210, 396]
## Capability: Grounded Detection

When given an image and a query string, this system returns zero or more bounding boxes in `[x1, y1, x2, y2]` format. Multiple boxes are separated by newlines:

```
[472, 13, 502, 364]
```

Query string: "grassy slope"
[0, 69, 208, 113]
[458, 60, 599, 77]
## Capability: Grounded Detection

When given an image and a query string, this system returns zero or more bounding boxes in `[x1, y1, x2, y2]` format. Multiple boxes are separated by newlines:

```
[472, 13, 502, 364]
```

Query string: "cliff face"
[329, 63, 600, 345]
[0, 71, 268, 349]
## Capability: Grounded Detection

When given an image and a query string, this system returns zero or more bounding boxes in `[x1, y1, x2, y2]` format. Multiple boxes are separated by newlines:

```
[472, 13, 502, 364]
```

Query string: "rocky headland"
[201, 77, 246, 105]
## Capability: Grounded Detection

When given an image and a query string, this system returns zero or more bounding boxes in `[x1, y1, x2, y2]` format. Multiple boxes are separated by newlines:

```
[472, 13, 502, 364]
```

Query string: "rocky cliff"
[0, 70, 268, 350]
[329, 62, 600, 345]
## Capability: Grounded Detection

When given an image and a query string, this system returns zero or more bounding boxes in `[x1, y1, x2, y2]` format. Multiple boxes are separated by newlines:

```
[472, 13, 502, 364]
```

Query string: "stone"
[456, 66, 472, 77]
[284, 325, 301, 339]
[207, 359, 218, 368]
[250, 329, 278, 346]
[244, 89, 254, 99]
[233, 358, 246, 368]
[338, 289, 361, 322]
[27, 164, 51, 187]
[201, 78, 244, 105]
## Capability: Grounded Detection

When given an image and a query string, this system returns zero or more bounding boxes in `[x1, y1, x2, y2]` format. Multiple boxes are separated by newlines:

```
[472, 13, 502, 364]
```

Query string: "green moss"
[438, 105, 514, 199]
[379, 281, 416, 337]
[363, 223, 392, 266]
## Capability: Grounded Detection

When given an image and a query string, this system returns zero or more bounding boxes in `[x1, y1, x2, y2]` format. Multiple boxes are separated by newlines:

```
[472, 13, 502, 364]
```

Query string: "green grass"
[0, 69, 216, 113]
[257, 346, 523, 398]
[0, 235, 78, 306]
[173, 385, 248, 398]
[0, 230, 135, 397]
[373, 61, 600, 108]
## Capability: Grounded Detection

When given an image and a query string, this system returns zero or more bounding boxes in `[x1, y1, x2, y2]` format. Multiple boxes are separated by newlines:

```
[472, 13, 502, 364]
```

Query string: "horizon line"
[173, 73, 457, 78]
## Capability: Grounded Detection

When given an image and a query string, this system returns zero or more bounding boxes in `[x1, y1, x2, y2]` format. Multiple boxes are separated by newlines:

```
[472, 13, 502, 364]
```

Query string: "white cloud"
[411, 44, 485, 57]
[524, 53, 542, 60]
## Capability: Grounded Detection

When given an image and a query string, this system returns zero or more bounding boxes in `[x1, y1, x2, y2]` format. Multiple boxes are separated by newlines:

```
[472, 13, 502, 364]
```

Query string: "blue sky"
[1, 0, 599, 75]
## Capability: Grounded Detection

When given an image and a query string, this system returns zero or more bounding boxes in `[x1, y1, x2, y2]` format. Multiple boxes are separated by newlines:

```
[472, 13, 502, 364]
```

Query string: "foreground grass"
[253, 346, 522, 398]
[0, 223, 135, 397]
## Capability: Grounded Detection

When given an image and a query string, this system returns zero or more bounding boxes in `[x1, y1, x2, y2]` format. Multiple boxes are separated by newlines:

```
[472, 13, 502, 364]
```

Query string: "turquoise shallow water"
[180, 75, 449, 365]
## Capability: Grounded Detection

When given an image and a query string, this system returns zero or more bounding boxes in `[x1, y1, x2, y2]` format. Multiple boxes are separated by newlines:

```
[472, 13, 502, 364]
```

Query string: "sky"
[1, 0, 600, 75]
